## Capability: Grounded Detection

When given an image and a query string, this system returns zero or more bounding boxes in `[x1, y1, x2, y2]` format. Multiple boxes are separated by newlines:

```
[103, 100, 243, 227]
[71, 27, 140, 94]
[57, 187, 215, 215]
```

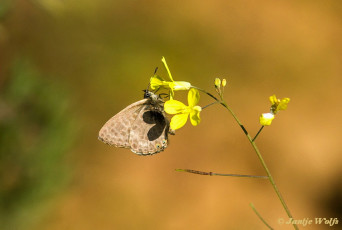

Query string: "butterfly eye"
[155, 143, 161, 149]
[143, 90, 151, 98]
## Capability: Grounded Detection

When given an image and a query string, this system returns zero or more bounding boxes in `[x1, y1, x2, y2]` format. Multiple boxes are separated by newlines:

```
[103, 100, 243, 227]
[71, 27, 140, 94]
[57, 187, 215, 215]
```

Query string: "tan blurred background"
[1, 0, 341, 229]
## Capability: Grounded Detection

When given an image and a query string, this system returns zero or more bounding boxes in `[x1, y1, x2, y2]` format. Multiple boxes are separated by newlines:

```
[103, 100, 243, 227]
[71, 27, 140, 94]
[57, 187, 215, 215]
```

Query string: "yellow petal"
[188, 88, 200, 107]
[170, 113, 189, 130]
[161, 56, 174, 81]
[277, 98, 290, 111]
[164, 100, 187, 114]
[171, 81, 191, 90]
[150, 75, 165, 90]
[190, 106, 201, 126]
[259, 113, 275, 126]
[269, 95, 278, 105]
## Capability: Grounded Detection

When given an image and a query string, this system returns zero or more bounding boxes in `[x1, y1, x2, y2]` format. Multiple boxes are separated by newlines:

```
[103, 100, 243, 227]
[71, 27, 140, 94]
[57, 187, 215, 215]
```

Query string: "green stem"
[176, 169, 268, 179]
[253, 126, 265, 142]
[202, 101, 219, 110]
[250, 203, 274, 230]
[195, 87, 298, 230]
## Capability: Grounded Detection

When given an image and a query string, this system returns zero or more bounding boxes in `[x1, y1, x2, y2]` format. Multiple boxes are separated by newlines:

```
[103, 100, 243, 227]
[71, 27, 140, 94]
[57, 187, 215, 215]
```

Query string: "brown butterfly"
[98, 90, 174, 155]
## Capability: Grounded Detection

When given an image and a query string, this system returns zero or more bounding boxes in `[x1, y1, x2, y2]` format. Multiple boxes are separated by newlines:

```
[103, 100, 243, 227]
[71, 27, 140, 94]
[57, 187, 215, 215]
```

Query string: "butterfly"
[98, 90, 174, 155]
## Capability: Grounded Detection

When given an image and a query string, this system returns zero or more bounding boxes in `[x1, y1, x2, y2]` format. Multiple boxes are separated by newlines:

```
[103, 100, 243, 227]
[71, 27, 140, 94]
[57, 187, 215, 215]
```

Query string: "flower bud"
[222, 78, 227, 87]
[215, 78, 221, 88]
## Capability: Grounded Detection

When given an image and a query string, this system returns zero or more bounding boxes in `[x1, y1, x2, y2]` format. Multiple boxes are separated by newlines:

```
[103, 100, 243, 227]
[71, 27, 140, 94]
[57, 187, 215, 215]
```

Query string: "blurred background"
[1, 0, 341, 229]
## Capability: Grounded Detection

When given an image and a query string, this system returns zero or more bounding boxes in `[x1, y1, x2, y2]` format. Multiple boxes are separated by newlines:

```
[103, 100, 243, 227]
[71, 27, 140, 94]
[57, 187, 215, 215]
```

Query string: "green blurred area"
[0, 59, 76, 229]
[0, 0, 341, 229]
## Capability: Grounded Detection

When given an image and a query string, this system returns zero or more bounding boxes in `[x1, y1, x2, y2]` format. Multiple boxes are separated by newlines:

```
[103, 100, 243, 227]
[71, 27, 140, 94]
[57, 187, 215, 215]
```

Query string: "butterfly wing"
[129, 104, 170, 155]
[98, 99, 148, 148]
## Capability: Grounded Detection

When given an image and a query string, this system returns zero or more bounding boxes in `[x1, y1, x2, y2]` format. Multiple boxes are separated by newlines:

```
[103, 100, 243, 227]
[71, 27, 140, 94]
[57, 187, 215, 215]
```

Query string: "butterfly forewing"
[98, 99, 148, 148]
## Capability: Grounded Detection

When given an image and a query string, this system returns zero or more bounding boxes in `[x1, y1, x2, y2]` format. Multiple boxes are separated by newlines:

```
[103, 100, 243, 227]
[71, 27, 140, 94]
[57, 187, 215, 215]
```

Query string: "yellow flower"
[259, 113, 275, 126]
[164, 88, 202, 130]
[269, 95, 290, 114]
[150, 57, 191, 98]
[259, 95, 290, 126]
[150, 75, 191, 96]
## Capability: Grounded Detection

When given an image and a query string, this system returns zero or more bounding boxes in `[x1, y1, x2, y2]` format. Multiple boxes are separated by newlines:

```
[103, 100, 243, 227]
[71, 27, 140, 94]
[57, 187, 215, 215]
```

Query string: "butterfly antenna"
[154, 67, 158, 75]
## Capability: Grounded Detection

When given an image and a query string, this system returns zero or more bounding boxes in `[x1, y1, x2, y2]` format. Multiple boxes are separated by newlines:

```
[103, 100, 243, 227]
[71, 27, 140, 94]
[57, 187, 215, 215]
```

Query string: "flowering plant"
[153, 57, 297, 230]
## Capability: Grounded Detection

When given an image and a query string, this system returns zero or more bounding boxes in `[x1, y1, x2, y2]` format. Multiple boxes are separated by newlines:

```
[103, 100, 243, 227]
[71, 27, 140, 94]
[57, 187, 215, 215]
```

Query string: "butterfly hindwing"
[98, 91, 171, 155]
[129, 104, 169, 155]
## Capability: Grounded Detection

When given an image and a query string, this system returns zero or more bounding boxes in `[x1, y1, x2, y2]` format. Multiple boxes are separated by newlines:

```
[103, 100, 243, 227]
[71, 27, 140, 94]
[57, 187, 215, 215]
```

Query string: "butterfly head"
[143, 89, 160, 102]
[143, 89, 152, 99]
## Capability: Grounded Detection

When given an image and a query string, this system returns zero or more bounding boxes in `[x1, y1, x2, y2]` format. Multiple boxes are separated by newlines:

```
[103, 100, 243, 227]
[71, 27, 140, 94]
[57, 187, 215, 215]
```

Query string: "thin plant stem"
[193, 86, 298, 230]
[202, 101, 219, 110]
[176, 169, 268, 179]
[250, 203, 274, 230]
[253, 126, 265, 142]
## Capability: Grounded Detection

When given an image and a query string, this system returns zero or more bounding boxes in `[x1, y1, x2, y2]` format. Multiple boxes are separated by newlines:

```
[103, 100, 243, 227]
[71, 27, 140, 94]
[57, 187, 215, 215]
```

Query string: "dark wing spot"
[143, 111, 168, 141]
